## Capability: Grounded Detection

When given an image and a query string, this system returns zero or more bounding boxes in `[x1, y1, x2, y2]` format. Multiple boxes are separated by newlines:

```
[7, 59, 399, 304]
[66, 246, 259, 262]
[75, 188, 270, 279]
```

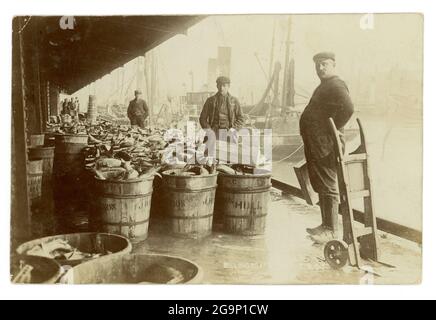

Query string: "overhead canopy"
[35, 16, 203, 94]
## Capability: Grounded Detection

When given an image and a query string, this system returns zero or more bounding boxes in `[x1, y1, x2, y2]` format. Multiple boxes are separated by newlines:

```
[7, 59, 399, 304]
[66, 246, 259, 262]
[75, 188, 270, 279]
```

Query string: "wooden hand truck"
[324, 118, 395, 275]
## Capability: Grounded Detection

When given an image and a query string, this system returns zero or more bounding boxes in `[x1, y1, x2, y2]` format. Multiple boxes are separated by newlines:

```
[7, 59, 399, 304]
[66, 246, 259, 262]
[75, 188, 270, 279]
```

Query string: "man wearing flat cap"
[127, 89, 149, 128]
[200, 76, 245, 141]
[300, 52, 354, 243]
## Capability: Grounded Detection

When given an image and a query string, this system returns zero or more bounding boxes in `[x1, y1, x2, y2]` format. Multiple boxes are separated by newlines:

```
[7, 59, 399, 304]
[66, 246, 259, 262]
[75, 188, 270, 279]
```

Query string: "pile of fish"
[84, 125, 221, 180]
[84, 124, 169, 181]
[165, 164, 216, 177]
[47, 117, 263, 180]
[46, 115, 89, 134]
[216, 164, 270, 176]
[46, 115, 126, 136]
[25, 239, 110, 262]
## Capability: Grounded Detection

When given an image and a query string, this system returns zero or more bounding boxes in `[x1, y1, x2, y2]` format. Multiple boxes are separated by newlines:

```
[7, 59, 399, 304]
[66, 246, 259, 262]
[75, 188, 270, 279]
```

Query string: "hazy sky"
[69, 14, 424, 229]
[73, 14, 423, 111]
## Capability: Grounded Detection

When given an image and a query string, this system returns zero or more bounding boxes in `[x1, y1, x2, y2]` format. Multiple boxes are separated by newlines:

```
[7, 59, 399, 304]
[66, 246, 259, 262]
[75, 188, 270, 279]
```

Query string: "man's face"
[217, 83, 230, 95]
[135, 93, 142, 100]
[315, 59, 336, 80]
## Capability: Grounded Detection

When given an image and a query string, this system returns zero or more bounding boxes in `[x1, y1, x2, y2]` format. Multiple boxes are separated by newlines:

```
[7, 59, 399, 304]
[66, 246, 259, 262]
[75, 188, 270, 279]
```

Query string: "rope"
[272, 143, 304, 164]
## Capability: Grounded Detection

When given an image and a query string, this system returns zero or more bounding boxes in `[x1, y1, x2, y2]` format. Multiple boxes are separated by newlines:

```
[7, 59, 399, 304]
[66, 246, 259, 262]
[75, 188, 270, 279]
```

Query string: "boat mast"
[268, 20, 277, 80]
[264, 20, 279, 128]
[282, 16, 295, 109]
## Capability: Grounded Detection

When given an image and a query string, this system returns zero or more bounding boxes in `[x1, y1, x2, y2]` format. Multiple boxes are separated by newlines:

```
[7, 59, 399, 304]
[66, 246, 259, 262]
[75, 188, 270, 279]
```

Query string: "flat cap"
[134, 89, 142, 94]
[313, 52, 336, 62]
[216, 76, 231, 85]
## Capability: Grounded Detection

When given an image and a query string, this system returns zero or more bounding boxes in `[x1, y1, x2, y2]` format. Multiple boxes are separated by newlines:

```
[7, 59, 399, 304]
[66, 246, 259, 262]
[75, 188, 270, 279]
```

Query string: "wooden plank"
[271, 179, 304, 199]
[31, 18, 43, 133]
[355, 227, 375, 238]
[353, 209, 422, 244]
[346, 153, 367, 162]
[271, 179, 422, 244]
[349, 190, 370, 199]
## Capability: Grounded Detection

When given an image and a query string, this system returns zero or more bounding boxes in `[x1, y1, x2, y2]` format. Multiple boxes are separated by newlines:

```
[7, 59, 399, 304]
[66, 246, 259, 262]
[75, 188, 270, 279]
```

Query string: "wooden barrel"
[150, 164, 187, 221]
[162, 170, 218, 238]
[217, 173, 272, 236]
[95, 177, 154, 242]
[65, 254, 203, 284]
[150, 175, 164, 220]
[27, 159, 43, 201]
[28, 147, 55, 191]
[53, 134, 88, 205]
[54, 134, 88, 178]
[16, 232, 132, 267]
[44, 132, 56, 147]
[87, 95, 98, 124]
[29, 134, 45, 147]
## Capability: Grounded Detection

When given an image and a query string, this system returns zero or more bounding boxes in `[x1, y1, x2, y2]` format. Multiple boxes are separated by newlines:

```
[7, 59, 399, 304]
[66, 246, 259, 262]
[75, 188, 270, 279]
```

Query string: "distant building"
[206, 47, 232, 91]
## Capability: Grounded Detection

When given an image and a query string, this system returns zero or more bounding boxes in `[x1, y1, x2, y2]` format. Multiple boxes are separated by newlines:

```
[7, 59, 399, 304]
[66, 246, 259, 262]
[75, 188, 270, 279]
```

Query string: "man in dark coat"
[61, 99, 69, 115]
[200, 76, 245, 142]
[300, 52, 354, 243]
[127, 89, 149, 128]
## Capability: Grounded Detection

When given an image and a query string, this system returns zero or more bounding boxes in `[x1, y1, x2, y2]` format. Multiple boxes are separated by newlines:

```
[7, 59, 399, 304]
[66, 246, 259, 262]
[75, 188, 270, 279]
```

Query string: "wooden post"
[268, 20, 277, 80]
[49, 82, 60, 116]
[12, 17, 32, 245]
[46, 81, 50, 118]
[31, 18, 43, 133]
[281, 16, 292, 108]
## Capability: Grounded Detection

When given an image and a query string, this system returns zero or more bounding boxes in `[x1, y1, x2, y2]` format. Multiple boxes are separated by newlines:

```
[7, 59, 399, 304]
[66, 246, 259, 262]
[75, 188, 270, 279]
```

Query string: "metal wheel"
[324, 240, 349, 270]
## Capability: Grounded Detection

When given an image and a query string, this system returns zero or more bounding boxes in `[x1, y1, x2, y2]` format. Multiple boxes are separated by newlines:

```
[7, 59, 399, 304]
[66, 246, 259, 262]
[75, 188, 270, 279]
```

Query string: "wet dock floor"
[26, 189, 422, 285]
[135, 190, 422, 285]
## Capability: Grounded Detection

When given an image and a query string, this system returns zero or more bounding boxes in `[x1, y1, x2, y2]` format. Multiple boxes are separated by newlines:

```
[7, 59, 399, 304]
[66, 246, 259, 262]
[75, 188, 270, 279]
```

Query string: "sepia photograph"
[10, 13, 423, 286]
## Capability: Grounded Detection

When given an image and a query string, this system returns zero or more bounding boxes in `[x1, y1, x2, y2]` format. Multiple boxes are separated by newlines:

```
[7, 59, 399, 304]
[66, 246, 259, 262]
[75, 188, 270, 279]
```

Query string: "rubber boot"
[310, 196, 340, 244]
[319, 195, 326, 226]
[306, 195, 327, 236]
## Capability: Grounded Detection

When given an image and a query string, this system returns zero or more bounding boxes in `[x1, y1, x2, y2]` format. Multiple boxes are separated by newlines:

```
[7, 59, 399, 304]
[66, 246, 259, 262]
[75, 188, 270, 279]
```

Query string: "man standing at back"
[199, 76, 244, 142]
[127, 89, 149, 129]
[300, 52, 354, 243]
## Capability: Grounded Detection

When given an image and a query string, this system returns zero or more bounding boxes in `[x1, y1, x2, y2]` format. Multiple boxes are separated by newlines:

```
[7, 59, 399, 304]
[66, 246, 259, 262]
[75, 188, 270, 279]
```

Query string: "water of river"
[272, 110, 422, 231]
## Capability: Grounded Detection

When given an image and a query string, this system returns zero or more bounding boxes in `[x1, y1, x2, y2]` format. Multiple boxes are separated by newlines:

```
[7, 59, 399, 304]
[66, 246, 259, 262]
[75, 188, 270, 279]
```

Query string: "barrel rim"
[162, 169, 219, 179]
[166, 185, 217, 193]
[16, 232, 133, 265]
[29, 146, 56, 151]
[66, 253, 203, 284]
[218, 172, 272, 178]
[54, 133, 89, 138]
[94, 175, 156, 184]
[102, 219, 150, 227]
[217, 186, 272, 193]
[98, 191, 153, 198]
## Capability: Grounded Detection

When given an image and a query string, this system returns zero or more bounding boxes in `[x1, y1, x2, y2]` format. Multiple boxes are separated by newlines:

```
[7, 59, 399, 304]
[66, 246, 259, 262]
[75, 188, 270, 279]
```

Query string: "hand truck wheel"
[324, 240, 349, 270]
